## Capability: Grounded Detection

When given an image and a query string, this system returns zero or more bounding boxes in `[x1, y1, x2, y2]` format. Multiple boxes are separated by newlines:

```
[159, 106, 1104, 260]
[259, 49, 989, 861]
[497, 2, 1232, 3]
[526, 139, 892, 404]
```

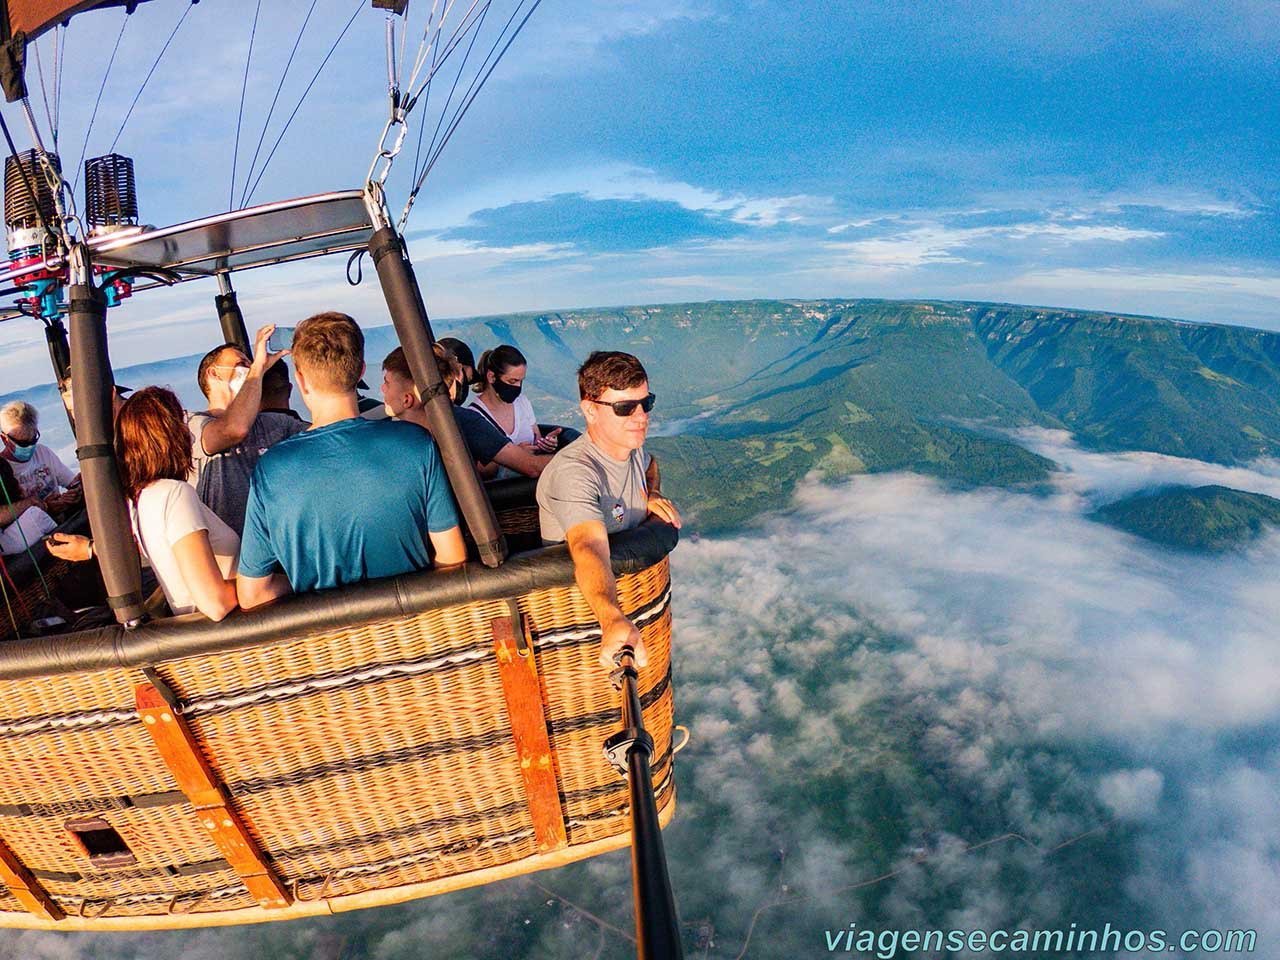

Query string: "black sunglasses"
[2, 429, 38, 447]
[589, 393, 656, 417]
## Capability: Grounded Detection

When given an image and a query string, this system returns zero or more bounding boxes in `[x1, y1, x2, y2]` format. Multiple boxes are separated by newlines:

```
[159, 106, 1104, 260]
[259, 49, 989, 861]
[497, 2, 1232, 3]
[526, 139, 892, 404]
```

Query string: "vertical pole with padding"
[215, 272, 250, 353]
[368, 224, 506, 567]
[67, 244, 146, 626]
[44, 317, 74, 431]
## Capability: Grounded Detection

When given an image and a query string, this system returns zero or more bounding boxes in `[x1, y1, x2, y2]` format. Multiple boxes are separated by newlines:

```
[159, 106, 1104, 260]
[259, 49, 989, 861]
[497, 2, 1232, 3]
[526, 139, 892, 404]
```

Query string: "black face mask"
[493, 380, 522, 404]
[451, 381, 467, 406]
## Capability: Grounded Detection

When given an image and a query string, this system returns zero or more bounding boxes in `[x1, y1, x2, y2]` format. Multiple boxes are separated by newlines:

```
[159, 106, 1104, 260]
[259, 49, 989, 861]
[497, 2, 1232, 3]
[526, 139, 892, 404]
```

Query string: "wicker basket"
[0, 521, 677, 930]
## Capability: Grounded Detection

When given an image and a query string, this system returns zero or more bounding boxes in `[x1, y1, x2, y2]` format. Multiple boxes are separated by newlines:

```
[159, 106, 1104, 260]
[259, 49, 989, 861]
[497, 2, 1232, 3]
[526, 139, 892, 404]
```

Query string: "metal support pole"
[67, 245, 146, 627]
[44, 318, 74, 430]
[215, 273, 250, 352]
[367, 224, 506, 567]
[605, 652, 684, 960]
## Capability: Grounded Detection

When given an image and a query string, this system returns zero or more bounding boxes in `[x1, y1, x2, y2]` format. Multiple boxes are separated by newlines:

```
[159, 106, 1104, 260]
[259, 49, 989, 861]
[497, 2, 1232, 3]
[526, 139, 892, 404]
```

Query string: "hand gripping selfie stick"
[604, 646, 685, 959]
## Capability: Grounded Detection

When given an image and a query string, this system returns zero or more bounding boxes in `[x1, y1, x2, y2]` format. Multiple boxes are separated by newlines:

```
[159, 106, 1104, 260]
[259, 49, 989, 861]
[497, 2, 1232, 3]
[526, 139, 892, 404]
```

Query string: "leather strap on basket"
[134, 681, 292, 910]
[0, 834, 63, 921]
[492, 605, 568, 853]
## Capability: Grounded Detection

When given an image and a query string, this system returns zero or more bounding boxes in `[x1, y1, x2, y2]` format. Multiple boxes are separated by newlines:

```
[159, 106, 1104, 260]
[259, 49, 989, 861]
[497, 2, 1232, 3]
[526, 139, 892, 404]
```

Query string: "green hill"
[438, 299, 1280, 531]
[1092, 485, 1280, 552]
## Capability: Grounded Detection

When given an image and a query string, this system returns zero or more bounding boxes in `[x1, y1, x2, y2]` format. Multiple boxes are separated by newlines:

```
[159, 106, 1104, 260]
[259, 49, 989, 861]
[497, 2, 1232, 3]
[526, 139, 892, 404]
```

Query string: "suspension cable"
[404, 0, 487, 109]
[414, 0, 491, 190]
[72, 12, 129, 198]
[243, 0, 363, 207]
[54, 25, 64, 141]
[31, 35, 56, 150]
[108, 0, 196, 155]
[403, 0, 446, 98]
[229, 0, 263, 211]
[238, 0, 319, 209]
[0, 108, 59, 249]
[404, 0, 543, 221]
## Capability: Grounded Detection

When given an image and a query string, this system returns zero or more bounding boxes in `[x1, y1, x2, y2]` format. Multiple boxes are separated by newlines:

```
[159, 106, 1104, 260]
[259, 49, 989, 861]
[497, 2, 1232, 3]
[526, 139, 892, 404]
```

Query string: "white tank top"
[470, 394, 537, 446]
[469, 394, 538, 481]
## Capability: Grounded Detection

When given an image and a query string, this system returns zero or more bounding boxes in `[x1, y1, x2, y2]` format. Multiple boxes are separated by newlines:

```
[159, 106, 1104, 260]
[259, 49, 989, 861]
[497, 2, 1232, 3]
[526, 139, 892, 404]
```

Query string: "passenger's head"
[261, 360, 293, 410]
[59, 378, 129, 420]
[291, 312, 365, 401]
[114, 387, 193, 502]
[477, 345, 527, 403]
[196, 342, 251, 406]
[0, 400, 40, 463]
[381, 345, 462, 418]
[577, 351, 652, 453]
[437, 337, 475, 385]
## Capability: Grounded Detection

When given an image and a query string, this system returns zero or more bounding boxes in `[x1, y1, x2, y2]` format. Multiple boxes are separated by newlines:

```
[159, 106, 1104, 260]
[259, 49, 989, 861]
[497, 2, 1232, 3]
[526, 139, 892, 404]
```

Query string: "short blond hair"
[292, 312, 364, 393]
[0, 400, 37, 431]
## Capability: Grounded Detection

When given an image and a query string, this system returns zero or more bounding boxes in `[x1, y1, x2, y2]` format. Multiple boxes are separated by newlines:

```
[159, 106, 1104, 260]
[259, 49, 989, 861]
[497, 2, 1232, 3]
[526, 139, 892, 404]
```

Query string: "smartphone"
[268, 326, 296, 353]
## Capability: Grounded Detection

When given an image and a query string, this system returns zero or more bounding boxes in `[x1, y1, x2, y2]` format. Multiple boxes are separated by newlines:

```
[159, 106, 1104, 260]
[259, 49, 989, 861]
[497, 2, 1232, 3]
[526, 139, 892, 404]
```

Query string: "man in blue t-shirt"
[236, 312, 466, 608]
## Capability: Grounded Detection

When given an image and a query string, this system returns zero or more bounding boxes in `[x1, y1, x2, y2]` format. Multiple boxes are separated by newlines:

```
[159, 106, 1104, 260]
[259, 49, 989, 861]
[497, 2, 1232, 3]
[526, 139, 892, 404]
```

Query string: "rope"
[72, 12, 128, 198]
[108, 1, 196, 155]
[31, 35, 55, 149]
[54, 25, 65, 140]
[229, 0, 263, 211]
[403, 0, 446, 96]
[237, 0, 320, 209]
[0, 480, 53, 602]
[0, 109, 59, 250]
[0, 553, 22, 637]
[405, 0, 544, 215]
[242, 0, 364, 207]
[413, 0, 491, 192]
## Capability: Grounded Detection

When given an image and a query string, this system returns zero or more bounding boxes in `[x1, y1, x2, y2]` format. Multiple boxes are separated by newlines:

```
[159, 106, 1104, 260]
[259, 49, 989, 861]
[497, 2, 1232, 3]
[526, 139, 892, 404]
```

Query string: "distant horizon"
[3, 291, 1275, 399]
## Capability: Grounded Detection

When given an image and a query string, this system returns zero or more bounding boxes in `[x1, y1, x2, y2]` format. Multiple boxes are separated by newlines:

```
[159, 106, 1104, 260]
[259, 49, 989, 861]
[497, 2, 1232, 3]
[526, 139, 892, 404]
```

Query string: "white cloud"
[1010, 266, 1280, 302]
[1013, 427, 1280, 504]
[1098, 769, 1164, 820]
[826, 220, 1163, 271]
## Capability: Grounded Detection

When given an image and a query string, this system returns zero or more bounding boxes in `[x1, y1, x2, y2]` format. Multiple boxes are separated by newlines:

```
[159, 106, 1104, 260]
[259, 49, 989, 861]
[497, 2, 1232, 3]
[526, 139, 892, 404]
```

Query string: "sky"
[0, 0, 1276, 390]
[7, 437, 1280, 957]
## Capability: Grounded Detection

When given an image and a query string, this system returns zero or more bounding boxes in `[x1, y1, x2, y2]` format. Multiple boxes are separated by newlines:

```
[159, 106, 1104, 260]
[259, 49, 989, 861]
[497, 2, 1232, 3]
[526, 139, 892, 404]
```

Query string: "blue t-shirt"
[239, 418, 461, 592]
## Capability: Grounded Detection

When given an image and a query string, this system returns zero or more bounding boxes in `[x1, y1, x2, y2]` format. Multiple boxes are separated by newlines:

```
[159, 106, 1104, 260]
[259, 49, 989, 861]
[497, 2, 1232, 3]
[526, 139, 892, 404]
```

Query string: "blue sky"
[0, 0, 1276, 388]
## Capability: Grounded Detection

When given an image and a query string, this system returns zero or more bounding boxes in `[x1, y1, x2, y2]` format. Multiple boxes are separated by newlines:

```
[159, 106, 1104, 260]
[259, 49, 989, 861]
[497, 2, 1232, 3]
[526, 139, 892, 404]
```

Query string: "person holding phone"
[470, 344, 561, 479]
[188, 324, 306, 534]
[48, 387, 240, 621]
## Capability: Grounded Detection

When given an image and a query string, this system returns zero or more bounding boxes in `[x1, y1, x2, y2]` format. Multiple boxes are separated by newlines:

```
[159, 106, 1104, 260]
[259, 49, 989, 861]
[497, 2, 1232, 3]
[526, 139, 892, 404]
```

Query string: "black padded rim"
[0, 518, 677, 680]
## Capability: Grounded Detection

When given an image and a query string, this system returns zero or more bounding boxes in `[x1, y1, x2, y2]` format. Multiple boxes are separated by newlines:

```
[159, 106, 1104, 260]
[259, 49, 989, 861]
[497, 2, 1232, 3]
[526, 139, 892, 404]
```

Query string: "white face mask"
[227, 367, 249, 398]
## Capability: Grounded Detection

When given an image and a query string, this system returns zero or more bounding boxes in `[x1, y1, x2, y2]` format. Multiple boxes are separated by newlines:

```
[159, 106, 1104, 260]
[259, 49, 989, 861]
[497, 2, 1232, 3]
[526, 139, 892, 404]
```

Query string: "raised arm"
[199, 325, 286, 455]
[564, 519, 648, 668]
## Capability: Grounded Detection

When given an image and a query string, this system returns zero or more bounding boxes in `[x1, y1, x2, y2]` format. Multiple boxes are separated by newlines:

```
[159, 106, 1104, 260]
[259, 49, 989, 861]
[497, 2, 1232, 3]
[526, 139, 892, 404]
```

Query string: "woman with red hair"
[49, 387, 240, 620]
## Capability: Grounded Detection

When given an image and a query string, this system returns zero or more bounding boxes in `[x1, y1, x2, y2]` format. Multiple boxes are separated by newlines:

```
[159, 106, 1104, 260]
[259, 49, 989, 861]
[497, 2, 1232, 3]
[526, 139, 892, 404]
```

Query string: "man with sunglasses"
[537, 351, 681, 670]
[0, 400, 81, 521]
[189, 324, 305, 534]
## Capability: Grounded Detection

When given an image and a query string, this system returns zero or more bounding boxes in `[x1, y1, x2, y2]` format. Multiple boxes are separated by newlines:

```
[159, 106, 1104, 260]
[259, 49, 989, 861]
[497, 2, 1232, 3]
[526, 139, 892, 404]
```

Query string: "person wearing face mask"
[0, 401, 79, 510]
[470, 345, 560, 480]
[380, 345, 553, 479]
[188, 324, 305, 534]
[436, 338, 476, 398]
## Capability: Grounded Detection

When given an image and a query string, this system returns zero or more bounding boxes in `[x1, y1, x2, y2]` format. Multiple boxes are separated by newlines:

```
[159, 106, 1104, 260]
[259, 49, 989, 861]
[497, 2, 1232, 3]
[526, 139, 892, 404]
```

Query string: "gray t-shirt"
[536, 434, 651, 543]
[188, 410, 306, 534]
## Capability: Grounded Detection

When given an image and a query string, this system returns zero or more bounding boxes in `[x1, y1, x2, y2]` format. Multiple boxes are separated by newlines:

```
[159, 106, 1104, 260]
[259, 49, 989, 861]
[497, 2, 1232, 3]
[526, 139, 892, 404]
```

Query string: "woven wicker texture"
[0, 558, 675, 927]
[0, 558, 71, 644]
